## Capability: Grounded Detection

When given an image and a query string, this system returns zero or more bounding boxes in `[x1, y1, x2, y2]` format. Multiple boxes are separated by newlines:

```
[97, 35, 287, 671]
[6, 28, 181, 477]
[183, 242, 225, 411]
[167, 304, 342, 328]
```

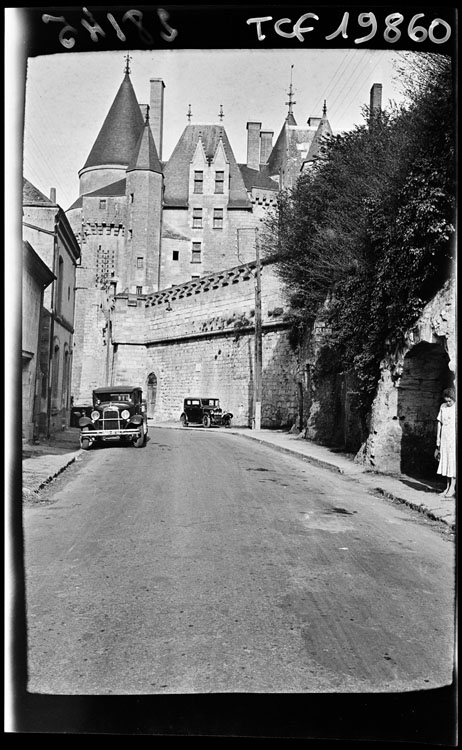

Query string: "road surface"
[22, 426, 455, 694]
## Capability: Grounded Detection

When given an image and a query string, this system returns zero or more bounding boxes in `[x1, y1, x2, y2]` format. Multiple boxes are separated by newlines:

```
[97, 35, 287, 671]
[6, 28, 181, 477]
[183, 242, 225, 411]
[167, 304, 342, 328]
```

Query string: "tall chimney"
[260, 130, 273, 164]
[246, 121, 261, 170]
[150, 78, 165, 160]
[370, 83, 382, 115]
[50, 187, 56, 203]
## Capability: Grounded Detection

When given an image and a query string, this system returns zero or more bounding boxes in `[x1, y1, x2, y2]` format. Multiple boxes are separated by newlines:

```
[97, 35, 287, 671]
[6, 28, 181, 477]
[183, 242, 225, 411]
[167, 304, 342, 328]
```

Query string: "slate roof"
[163, 124, 251, 209]
[266, 113, 332, 178]
[82, 73, 145, 170]
[67, 178, 127, 211]
[303, 115, 333, 164]
[127, 120, 162, 174]
[239, 165, 279, 191]
[23, 177, 55, 205]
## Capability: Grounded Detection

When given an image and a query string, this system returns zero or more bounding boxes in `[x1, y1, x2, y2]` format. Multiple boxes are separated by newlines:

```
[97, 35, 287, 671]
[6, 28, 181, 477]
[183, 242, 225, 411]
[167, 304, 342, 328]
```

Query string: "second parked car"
[180, 397, 233, 428]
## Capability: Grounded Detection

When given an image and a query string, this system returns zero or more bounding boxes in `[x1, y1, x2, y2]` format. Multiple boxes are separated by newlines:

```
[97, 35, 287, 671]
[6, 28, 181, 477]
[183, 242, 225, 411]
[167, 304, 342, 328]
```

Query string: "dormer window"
[99, 199, 107, 209]
[194, 171, 203, 194]
[215, 171, 224, 194]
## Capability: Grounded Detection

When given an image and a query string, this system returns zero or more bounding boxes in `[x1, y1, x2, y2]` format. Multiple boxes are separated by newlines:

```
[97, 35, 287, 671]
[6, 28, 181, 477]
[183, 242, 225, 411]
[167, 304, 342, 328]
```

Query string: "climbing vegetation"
[261, 52, 455, 415]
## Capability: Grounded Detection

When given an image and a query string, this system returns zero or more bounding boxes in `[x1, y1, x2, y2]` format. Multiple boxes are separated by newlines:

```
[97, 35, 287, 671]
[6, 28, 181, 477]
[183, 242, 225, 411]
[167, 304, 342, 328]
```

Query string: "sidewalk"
[22, 423, 456, 530]
[22, 428, 83, 500]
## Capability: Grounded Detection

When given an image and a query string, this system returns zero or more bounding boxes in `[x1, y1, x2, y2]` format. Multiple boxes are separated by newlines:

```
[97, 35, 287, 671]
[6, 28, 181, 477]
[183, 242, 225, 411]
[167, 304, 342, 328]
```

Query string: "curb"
[23, 451, 82, 495]
[371, 487, 456, 530]
[228, 431, 456, 531]
[231, 430, 346, 475]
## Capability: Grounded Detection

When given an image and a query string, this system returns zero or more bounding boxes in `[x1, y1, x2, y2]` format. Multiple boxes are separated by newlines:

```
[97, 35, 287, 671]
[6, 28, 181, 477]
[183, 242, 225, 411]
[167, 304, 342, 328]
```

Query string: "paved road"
[23, 427, 455, 694]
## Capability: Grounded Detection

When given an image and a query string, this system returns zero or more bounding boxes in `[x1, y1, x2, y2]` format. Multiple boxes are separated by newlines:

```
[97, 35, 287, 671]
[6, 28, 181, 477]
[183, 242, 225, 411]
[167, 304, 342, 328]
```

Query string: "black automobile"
[78, 385, 148, 449]
[180, 397, 233, 428]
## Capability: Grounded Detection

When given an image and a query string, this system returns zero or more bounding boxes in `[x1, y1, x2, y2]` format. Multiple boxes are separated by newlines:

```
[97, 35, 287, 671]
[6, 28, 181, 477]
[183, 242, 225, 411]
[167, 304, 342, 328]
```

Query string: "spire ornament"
[285, 65, 296, 115]
[323, 100, 327, 117]
[187, 104, 192, 123]
[124, 53, 132, 75]
[218, 104, 224, 122]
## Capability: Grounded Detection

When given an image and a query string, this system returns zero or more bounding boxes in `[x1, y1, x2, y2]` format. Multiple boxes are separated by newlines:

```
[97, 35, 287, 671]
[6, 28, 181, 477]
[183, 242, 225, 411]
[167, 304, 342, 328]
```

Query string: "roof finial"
[187, 104, 192, 123]
[145, 104, 150, 124]
[285, 65, 296, 115]
[323, 100, 327, 117]
[218, 104, 224, 122]
[124, 53, 132, 75]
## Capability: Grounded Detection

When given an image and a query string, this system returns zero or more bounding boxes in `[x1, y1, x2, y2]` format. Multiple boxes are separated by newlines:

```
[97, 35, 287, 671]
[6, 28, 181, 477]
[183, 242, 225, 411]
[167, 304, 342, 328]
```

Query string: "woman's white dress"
[437, 403, 456, 478]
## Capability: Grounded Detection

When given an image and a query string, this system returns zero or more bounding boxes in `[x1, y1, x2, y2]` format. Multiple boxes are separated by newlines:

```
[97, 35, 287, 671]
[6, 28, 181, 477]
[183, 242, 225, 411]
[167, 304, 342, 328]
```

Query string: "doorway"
[397, 342, 452, 477]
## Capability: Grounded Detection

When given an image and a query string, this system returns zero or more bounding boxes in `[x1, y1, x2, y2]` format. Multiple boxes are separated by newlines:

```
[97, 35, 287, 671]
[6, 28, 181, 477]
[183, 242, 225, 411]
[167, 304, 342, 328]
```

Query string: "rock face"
[356, 279, 456, 476]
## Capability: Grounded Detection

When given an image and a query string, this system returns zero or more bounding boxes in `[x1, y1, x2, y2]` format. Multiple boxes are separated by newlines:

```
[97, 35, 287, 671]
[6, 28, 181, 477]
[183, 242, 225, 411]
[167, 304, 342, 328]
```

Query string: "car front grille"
[102, 408, 120, 430]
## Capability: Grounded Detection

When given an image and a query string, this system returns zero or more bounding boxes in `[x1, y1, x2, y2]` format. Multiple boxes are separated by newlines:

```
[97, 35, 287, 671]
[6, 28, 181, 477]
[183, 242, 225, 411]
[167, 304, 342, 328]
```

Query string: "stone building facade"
[22, 179, 81, 436]
[66, 61, 333, 422]
[22, 240, 55, 441]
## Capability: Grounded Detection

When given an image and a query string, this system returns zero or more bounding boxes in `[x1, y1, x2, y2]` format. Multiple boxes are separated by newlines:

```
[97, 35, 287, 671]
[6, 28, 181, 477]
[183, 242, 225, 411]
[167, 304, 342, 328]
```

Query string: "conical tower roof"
[82, 73, 145, 170]
[127, 118, 162, 174]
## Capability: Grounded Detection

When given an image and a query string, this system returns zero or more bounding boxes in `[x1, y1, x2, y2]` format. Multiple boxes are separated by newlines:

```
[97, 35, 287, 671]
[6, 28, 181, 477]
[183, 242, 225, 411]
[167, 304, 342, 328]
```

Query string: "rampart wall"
[111, 261, 301, 426]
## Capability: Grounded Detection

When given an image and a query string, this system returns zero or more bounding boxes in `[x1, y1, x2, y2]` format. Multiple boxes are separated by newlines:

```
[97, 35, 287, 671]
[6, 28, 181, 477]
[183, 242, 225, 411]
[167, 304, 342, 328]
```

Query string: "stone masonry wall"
[356, 278, 456, 475]
[111, 262, 299, 426]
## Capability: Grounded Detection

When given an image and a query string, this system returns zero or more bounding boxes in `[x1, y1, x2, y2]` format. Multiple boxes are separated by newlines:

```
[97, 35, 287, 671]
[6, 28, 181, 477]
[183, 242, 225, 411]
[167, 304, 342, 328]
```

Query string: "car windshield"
[94, 392, 134, 404]
[202, 399, 219, 407]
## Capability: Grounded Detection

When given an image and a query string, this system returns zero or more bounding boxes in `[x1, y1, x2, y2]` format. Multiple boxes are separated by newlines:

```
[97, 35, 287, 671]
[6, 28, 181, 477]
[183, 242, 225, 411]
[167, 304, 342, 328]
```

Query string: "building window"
[137, 256, 144, 268]
[172, 250, 179, 261]
[130, 193, 134, 203]
[99, 199, 107, 209]
[128, 229, 133, 240]
[136, 286, 143, 295]
[213, 208, 223, 229]
[215, 171, 224, 193]
[191, 242, 202, 263]
[192, 208, 202, 228]
[194, 171, 203, 194]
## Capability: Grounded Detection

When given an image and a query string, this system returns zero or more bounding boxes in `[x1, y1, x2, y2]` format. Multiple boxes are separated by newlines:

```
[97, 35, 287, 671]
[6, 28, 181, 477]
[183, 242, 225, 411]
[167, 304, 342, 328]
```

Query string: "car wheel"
[224, 417, 231, 428]
[180, 414, 188, 427]
[81, 437, 91, 451]
[134, 433, 145, 448]
[202, 414, 211, 428]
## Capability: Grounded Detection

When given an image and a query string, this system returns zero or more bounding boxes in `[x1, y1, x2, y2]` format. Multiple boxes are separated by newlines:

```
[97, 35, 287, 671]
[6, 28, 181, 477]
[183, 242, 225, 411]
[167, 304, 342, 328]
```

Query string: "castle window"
[172, 250, 179, 261]
[99, 199, 107, 209]
[137, 256, 144, 268]
[215, 171, 224, 193]
[194, 171, 203, 194]
[191, 242, 202, 263]
[192, 208, 202, 228]
[136, 286, 143, 295]
[213, 208, 223, 229]
[130, 193, 134, 203]
[128, 229, 133, 240]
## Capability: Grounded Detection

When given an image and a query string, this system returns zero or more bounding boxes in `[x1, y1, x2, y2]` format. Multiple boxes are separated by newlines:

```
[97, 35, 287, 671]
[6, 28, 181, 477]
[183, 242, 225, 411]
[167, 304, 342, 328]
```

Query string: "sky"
[20, 46, 412, 210]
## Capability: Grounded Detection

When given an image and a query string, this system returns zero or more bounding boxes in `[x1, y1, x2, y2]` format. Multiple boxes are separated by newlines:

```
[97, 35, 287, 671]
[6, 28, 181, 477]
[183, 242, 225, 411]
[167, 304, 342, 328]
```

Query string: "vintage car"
[78, 385, 148, 450]
[180, 397, 233, 428]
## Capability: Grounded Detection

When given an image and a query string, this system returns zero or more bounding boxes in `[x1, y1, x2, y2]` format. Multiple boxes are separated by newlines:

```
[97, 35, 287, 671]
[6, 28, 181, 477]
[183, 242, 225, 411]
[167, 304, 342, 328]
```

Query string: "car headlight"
[121, 409, 130, 420]
[91, 410, 100, 421]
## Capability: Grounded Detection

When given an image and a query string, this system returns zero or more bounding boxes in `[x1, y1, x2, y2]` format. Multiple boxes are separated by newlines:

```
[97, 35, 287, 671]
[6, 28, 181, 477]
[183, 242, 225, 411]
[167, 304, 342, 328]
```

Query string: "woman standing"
[435, 387, 456, 498]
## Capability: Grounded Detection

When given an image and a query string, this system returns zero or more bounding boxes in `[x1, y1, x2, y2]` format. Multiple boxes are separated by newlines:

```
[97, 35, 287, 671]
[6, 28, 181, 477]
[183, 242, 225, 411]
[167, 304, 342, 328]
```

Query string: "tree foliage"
[262, 53, 455, 415]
